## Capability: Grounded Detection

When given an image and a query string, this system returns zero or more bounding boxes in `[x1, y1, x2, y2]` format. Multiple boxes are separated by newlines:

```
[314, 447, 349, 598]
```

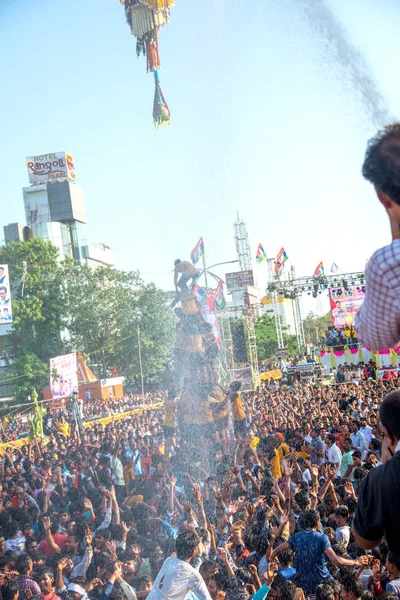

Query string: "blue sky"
[0, 0, 399, 313]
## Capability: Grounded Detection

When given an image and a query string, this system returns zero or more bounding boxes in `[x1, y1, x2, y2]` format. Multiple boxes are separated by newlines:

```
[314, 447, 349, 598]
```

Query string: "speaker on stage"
[232, 322, 248, 363]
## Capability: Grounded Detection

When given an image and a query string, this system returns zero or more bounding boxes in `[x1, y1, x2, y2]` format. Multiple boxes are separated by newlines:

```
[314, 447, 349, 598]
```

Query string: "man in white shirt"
[147, 530, 211, 600]
[326, 434, 343, 477]
[335, 506, 350, 549]
[350, 420, 368, 459]
[360, 418, 373, 446]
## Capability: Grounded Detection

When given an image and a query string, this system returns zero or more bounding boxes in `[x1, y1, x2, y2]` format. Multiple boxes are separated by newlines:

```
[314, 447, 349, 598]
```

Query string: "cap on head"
[174, 259, 182, 266]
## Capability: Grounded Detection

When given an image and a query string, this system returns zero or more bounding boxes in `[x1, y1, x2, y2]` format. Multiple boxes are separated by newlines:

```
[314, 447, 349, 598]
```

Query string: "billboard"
[0, 265, 13, 324]
[225, 270, 254, 292]
[329, 286, 365, 328]
[26, 152, 76, 185]
[49, 353, 78, 399]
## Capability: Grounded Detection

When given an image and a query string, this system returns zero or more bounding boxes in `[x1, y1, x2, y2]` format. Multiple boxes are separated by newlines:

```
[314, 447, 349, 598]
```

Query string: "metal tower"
[234, 214, 252, 271]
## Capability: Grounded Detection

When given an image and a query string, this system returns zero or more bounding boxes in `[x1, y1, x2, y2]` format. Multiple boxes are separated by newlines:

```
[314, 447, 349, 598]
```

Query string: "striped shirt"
[355, 239, 400, 350]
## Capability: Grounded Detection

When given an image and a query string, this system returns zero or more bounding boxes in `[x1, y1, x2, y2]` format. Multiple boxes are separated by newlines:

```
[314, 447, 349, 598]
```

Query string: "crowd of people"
[0, 373, 397, 600]
[324, 327, 358, 350]
[0, 123, 398, 600]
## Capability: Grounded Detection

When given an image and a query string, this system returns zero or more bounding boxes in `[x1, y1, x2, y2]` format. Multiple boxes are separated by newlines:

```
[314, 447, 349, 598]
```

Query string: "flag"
[313, 261, 325, 277]
[190, 237, 205, 265]
[256, 243, 266, 264]
[74, 464, 79, 488]
[274, 247, 288, 278]
[193, 284, 207, 306]
[85, 389, 91, 400]
[330, 262, 339, 274]
[213, 280, 226, 309]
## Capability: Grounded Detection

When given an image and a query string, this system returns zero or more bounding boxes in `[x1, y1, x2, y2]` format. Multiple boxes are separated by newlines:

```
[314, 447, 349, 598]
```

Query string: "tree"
[58, 264, 176, 384]
[302, 311, 332, 345]
[0, 240, 176, 400]
[254, 313, 297, 361]
[0, 239, 66, 400]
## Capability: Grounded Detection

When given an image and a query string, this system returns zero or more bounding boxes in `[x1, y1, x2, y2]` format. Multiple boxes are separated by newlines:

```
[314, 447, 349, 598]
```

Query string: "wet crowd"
[0, 374, 398, 600]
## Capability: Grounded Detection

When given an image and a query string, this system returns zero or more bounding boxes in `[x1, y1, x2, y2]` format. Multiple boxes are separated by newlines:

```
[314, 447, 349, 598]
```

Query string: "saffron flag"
[256, 243, 267, 264]
[330, 262, 339, 274]
[274, 247, 288, 278]
[193, 284, 207, 306]
[314, 261, 325, 277]
[213, 280, 226, 309]
[190, 237, 205, 265]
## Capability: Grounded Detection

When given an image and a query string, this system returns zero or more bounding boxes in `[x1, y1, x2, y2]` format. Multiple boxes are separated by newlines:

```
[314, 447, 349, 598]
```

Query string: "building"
[3, 152, 115, 267]
[260, 294, 296, 335]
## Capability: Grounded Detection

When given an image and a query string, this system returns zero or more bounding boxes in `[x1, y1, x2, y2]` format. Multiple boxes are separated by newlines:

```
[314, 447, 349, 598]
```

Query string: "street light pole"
[137, 327, 145, 397]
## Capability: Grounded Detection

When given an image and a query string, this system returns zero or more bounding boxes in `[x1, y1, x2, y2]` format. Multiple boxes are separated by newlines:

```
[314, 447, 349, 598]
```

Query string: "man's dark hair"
[271, 575, 297, 600]
[1, 580, 20, 600]
[361, 592, 374, 600]
[327, 434, 336, 444]
[316, 583, 336, 600]
[16, 553, 32, 575]
[70, 577, 88, 591]
[303, 509, 320, 529]
[279, 549, 293, 567]
[339, 570, 363, 599]
[362, 124, 400, 206]
[380, 391, 400, 439]
[175, 530, 199, 561]
[335, 506, 349, 520]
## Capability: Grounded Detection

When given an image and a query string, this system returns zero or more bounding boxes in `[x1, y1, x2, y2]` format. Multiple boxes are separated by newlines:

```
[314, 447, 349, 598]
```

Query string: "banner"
[329, 286, 365, 328]
[199, 289, 222, 346]
[26, 152, 76, 185]
[0, 265, 13, 324]
[49, 353, 78, 399]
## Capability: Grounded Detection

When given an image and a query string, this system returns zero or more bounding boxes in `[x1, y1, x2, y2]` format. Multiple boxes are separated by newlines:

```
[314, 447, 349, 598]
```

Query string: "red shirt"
[38, 534, 68, 557]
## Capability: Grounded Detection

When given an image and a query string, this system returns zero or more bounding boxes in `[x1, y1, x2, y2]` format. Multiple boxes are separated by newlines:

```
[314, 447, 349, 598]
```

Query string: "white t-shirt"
[335, 525, 350, 548]
[147, 556, 212, 600]
[327, 444, 343, 477]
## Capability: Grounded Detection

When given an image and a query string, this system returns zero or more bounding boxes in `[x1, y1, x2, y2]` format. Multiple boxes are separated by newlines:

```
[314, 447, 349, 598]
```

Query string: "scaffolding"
[267, 271, 365, 352]
[267, 258, 284, 348]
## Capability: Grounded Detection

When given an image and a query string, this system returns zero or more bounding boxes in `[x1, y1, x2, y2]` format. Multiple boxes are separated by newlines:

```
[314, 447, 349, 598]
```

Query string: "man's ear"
[377, 189, 392, 209]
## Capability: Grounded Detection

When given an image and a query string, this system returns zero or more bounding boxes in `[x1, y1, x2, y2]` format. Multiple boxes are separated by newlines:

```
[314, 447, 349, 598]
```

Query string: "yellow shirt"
[232, 393, 246, 421]
[250, 436, 260, 450]
[270, 449, 282, 479]
[123, 464, 135, 484]
[164, 397, 179, 427]
[175, 261, 198, 276]
[208, 388, 228, 420]
[276, 443, 290, 464]
[183, 398, 213, 425]
[56, 421, 70, 436]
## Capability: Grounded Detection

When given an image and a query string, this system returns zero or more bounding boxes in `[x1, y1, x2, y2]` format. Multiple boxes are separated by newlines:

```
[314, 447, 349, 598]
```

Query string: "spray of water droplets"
[297, 0, 394, 127]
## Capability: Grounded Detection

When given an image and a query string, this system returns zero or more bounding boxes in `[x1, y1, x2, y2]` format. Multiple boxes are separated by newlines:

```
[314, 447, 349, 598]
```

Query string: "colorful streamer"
[120, 0, 174, 126]
[153, 70, 171, 127]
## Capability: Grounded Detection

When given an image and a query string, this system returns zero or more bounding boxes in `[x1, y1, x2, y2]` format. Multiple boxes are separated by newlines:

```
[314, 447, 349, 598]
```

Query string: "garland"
[120, 0, 173, 126]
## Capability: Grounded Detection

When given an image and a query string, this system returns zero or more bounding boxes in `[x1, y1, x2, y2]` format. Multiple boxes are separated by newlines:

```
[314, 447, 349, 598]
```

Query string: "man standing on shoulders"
[355, 124, 400, 350]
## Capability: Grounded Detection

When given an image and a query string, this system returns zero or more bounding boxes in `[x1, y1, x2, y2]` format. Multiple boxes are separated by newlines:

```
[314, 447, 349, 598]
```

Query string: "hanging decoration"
[120, 0, 174, 126]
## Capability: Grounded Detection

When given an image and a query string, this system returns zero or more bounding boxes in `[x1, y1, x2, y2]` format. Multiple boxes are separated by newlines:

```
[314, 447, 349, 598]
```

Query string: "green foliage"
[302, 311, 332, 345]
[0, 240, 176, 400]
[254, 313, 297, 361]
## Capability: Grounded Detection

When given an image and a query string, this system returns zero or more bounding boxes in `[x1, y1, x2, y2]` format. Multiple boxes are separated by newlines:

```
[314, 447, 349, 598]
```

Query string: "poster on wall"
[0, 265, 13, 324]
[329, 286, 365, 328]
[49, 353, 78, 399]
